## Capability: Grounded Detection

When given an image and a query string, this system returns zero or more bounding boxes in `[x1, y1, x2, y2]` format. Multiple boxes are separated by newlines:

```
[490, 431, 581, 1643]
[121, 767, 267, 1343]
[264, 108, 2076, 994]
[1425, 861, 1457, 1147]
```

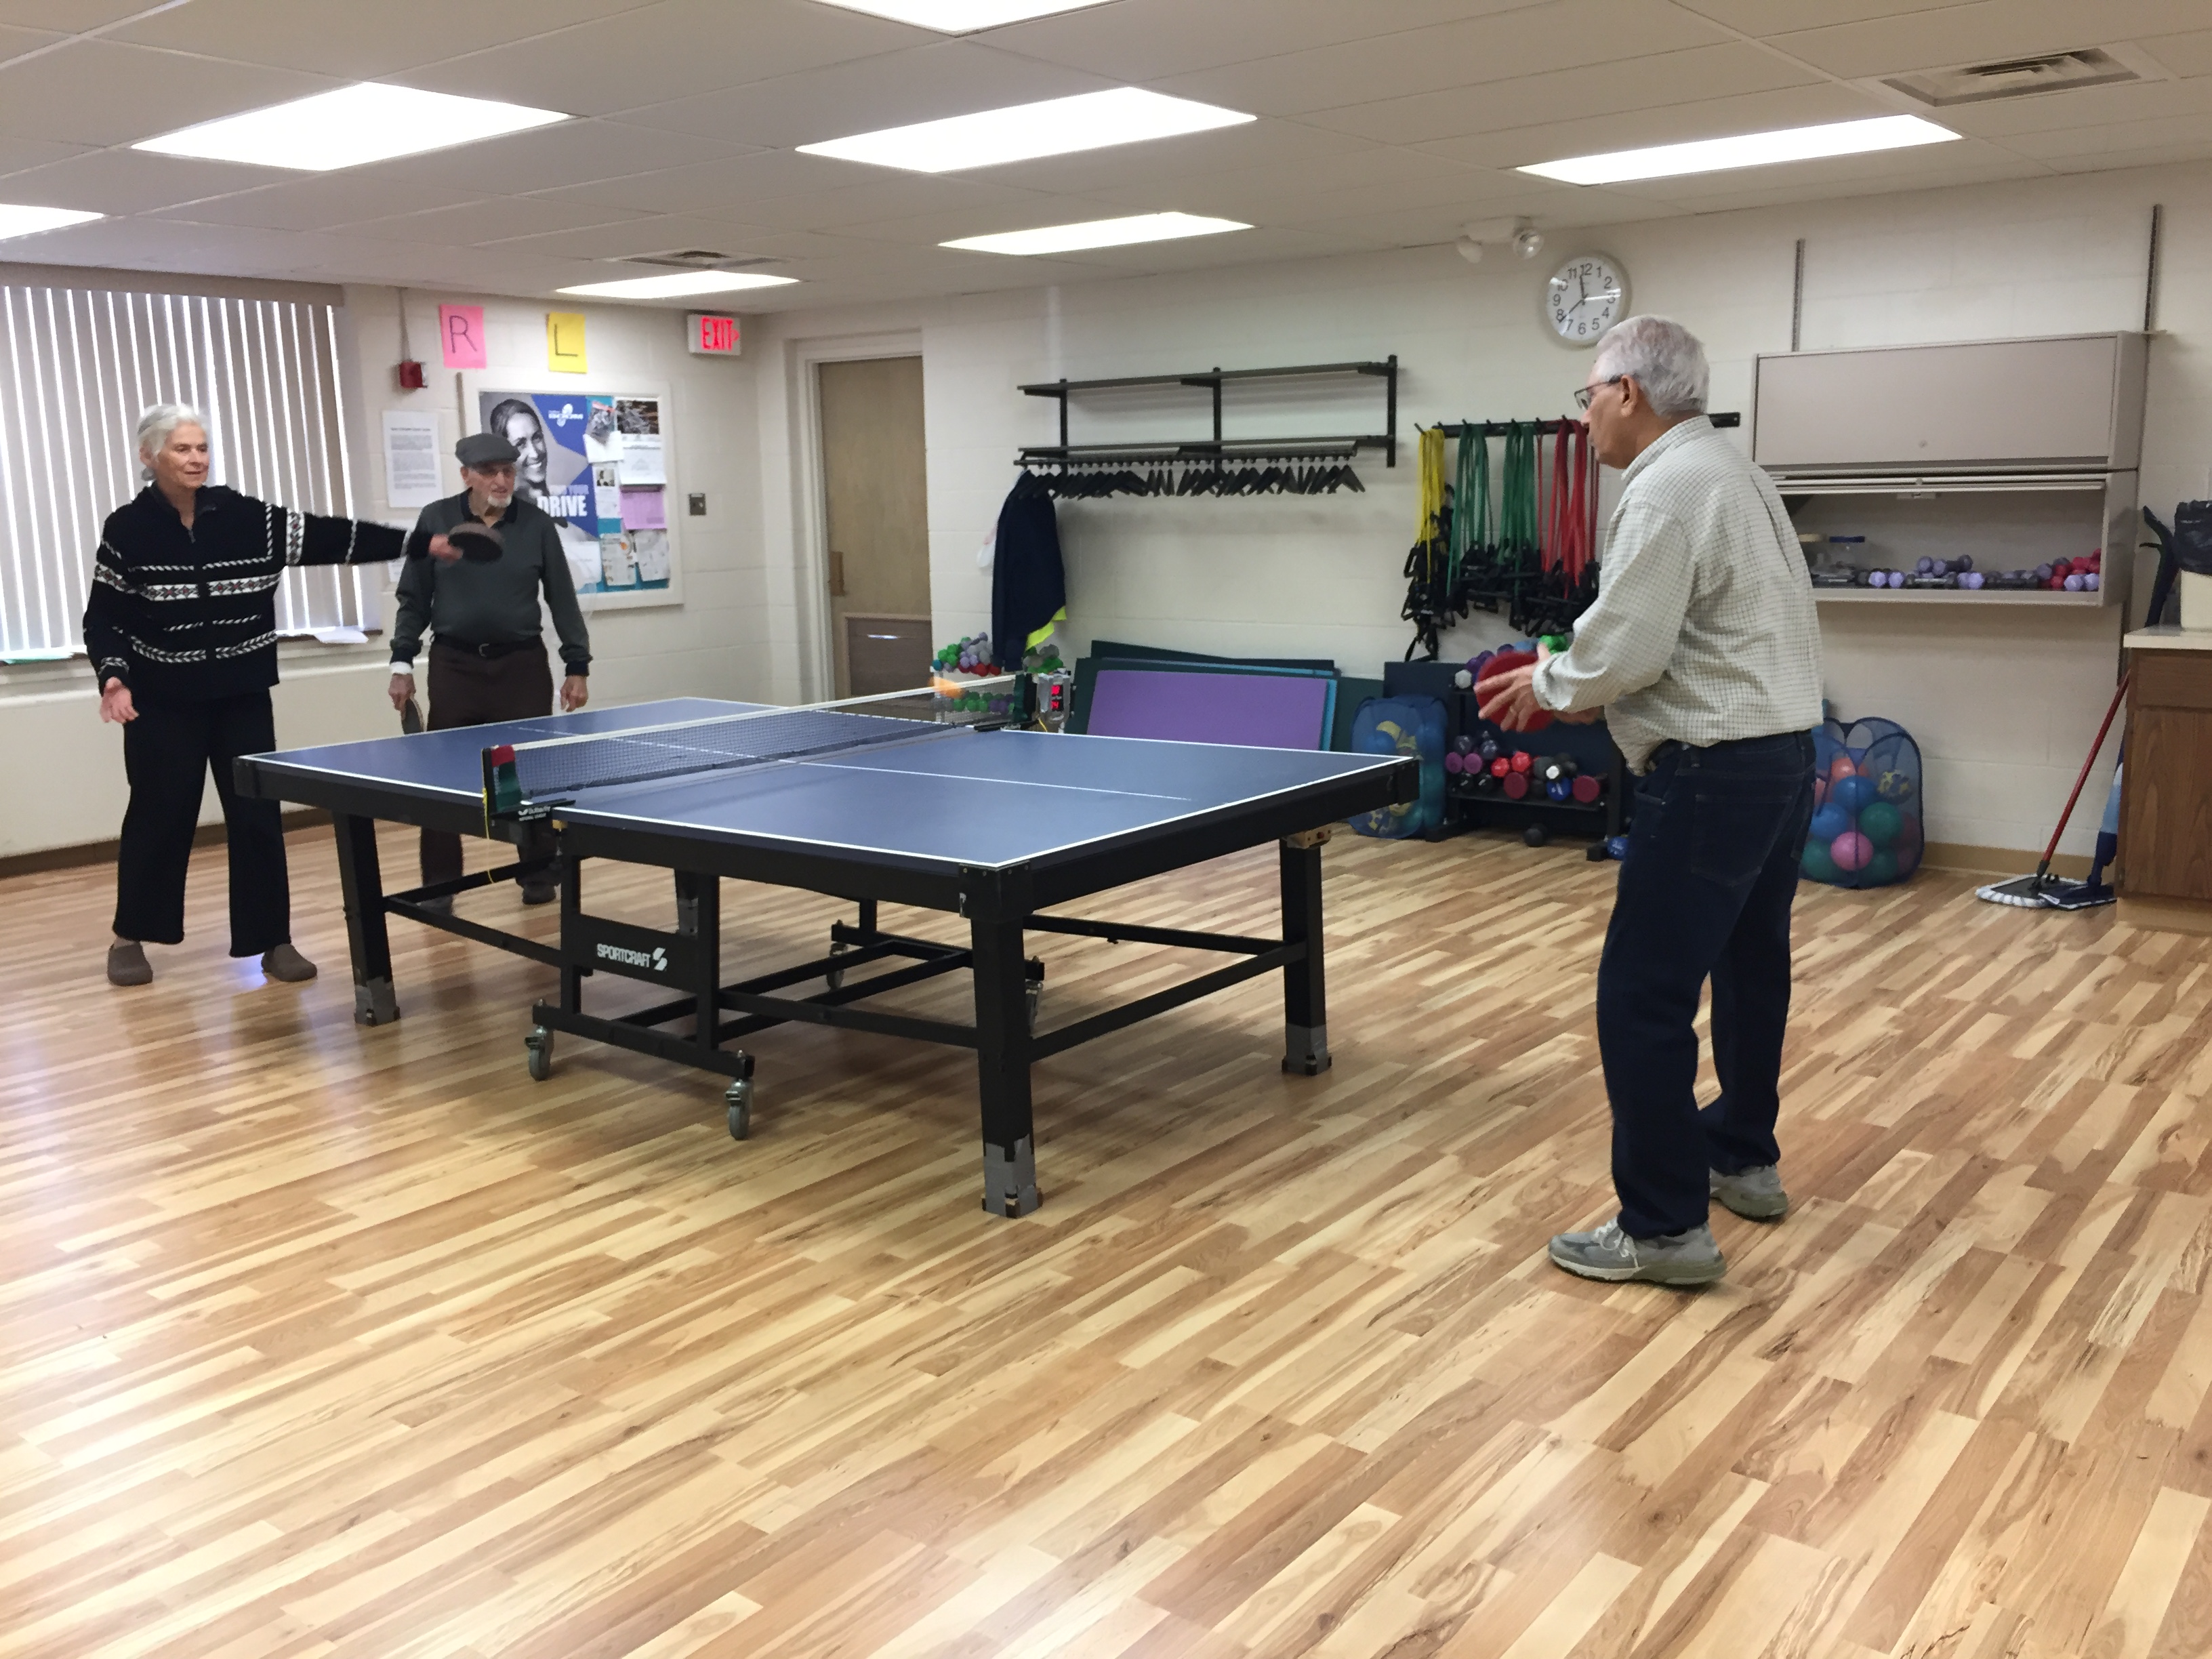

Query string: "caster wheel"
[725, 1077, 753, 1141]
[1523, 823, 1550, 848]
[525, 1026, 553, 1081]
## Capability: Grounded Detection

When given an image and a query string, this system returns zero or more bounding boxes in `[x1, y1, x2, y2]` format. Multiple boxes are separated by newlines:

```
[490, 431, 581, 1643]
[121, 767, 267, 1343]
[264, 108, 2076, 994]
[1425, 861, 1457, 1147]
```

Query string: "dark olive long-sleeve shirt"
[390, 492, 591, 675]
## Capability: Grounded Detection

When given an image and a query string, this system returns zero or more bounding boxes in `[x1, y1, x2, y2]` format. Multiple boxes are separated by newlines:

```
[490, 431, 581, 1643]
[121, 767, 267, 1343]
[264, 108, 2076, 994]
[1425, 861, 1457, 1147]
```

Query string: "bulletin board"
[459, 372, 680, 612]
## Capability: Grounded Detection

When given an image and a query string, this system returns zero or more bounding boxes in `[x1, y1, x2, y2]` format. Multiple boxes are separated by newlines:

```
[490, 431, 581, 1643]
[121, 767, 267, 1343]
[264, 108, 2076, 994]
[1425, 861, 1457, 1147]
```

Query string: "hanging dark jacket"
[991, 472, 1065, 666]
[82, 485, 408, 703]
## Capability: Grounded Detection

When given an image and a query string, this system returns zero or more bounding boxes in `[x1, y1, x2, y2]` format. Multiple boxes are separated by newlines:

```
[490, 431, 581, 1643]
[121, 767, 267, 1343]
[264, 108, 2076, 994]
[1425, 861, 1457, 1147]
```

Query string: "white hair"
[135, 403, 210, 477]
[1592, 316, 1709, 417]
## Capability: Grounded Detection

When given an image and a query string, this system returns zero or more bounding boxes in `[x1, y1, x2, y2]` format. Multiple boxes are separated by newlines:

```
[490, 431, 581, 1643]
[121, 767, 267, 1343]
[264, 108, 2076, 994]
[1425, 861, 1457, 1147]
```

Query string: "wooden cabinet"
[2119, 638, 2212, 928]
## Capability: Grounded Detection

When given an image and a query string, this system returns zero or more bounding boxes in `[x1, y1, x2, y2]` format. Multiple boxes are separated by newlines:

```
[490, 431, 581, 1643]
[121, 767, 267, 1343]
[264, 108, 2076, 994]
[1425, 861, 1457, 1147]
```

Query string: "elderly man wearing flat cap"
[390, 430, 592, 908]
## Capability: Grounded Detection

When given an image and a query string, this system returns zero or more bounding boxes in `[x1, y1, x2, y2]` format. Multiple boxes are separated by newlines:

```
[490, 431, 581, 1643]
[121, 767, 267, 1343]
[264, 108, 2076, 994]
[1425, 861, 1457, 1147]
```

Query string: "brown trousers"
[421, 638, 554, 888]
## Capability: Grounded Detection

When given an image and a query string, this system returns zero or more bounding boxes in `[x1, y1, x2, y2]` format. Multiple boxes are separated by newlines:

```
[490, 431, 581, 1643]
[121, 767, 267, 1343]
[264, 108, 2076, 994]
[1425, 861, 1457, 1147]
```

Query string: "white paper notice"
[382, 410, 443, 510]
[617, 434, 665, 485]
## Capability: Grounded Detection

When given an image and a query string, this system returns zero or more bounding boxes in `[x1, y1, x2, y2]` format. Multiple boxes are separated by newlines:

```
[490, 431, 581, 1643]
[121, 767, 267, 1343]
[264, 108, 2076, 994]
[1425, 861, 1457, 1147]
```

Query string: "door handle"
[828, 550, 847, 597]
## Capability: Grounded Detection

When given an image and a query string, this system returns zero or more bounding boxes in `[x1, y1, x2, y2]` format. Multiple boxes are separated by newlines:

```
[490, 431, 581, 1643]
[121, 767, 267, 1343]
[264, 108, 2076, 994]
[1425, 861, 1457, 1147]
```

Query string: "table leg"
[972, 914, 1039, 1217]
[331, 813, 397, 1026]
[1280, 834, 1331, 1075]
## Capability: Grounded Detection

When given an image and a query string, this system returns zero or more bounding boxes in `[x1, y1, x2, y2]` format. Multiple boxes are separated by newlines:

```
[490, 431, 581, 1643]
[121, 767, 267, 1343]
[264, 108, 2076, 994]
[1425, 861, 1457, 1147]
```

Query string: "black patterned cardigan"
[83, 485, 410, 703]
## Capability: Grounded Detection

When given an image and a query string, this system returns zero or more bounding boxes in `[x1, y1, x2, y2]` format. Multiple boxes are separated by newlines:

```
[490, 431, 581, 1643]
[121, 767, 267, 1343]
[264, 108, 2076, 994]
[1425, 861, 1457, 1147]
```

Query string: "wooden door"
[819, 357, 931, 697]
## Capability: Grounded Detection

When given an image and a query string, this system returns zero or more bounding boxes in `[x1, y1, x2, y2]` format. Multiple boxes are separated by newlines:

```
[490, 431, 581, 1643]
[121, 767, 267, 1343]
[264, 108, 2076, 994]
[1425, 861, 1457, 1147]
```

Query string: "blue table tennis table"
[236, 694, 1413, 1215]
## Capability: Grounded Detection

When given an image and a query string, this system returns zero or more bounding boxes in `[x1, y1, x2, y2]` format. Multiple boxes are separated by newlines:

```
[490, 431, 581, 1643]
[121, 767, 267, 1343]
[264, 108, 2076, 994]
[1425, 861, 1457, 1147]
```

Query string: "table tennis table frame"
[266, 753, 1410, 1217]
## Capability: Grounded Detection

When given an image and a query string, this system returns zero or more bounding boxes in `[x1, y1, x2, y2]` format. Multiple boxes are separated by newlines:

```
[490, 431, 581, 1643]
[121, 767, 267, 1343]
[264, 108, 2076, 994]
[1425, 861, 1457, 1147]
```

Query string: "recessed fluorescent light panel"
[556, 272, 800, 300]
[799, 87, 1254, 173]
[814, 0, 1109, 28]
[0, 204, 101, 241]
[1519, 115, 1959, 186]
[135, 84, 568, 171]
[945, 211, 1249, 255]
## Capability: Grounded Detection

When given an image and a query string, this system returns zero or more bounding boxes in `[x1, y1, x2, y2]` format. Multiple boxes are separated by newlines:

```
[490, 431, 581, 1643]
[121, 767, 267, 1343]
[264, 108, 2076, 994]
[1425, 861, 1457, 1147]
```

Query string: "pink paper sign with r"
[438, 304, 487, 369]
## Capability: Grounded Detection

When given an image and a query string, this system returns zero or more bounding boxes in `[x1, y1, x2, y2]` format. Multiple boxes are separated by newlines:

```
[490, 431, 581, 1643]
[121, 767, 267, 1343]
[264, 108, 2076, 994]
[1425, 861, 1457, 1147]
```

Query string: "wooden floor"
[5, 821, 2212, 1659]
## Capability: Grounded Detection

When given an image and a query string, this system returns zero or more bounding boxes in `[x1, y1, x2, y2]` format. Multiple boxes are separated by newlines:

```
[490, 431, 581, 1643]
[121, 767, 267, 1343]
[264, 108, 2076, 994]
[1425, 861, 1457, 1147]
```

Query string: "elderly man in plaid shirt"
[1481, 315, 1824, 1287]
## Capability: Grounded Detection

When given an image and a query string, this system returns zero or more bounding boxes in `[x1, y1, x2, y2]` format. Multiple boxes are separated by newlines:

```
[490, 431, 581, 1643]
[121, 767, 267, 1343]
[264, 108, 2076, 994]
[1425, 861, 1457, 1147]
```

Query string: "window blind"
[0, 283, 365, 661]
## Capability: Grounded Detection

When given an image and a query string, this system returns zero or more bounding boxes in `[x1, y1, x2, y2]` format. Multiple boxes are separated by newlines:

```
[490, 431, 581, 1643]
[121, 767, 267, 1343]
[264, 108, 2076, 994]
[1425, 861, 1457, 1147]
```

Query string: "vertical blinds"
[0, 283, 365, 660]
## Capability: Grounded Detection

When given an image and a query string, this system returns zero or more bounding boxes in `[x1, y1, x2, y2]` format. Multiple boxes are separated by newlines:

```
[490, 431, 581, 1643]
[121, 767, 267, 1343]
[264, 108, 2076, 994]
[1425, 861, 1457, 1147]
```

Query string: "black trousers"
[115, 690, 291, 957]
[422, 639, 555, 888]
[1597, 731, 1817, 1239]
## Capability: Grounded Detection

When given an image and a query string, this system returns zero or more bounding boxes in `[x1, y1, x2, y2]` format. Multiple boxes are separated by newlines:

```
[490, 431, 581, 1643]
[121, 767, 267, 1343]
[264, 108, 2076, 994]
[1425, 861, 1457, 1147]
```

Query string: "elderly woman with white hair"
[1479, 316, 1824, 1288]
[83, 405, 455, 987]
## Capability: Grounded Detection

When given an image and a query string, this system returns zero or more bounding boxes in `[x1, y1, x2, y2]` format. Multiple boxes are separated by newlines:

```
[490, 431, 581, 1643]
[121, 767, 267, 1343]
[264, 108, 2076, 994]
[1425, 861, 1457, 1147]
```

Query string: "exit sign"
[686, 313, 740, 356]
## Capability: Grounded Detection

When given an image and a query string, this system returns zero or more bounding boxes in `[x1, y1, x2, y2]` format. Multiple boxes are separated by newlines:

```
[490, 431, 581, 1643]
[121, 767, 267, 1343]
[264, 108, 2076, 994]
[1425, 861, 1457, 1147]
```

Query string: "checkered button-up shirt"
[1532, 415, 1822, 771]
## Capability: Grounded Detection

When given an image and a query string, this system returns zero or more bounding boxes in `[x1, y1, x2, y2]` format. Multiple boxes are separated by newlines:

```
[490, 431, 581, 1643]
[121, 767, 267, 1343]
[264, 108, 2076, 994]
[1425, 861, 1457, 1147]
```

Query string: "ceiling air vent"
[1885, 48, 2144, 107]
[613, 249, 784, 271]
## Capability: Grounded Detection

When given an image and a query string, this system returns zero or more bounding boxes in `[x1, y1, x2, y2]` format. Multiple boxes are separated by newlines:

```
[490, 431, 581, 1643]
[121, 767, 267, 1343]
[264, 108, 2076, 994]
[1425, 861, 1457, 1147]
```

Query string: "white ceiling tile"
[976, 0, 1544, 81]
[965, 120, 1379, 197]
[145, 174, 495, 233]
[0, 40, 333, 148]
[1765, 1, 2212, 81]
[335, 121, 764, 204]
[0, 148, 293, 215]
[613, 42, 1109, 147]
[0, 1, 144, 30]
[523, 150, 860, 217]
[733, 177, 1068, 234]
[337, 196, 660, 247]
[0, 134, 95, 178]
[2138, 28, 2212, 78]
[1302, 44, 1824, 147]
[111, 0, 664, 76]
[472, 216, 788, 262]
[1666, 0, 1971, 33]
[399, 0, 938, 119]
[1942, 77, 2212, 139]
[1151, 1, 1732, 118]
[1991, 110, 2212, 160]
[1415, 85, 1894, 170]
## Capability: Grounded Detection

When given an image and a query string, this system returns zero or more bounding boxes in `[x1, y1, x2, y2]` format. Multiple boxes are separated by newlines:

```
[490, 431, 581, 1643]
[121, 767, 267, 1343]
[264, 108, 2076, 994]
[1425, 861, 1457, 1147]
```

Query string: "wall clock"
[1545, 253, 1628, 346]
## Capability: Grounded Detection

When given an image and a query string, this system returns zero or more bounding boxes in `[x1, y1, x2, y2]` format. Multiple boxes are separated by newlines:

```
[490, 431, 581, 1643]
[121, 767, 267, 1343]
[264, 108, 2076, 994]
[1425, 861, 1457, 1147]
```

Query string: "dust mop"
[1976, 674, 2129, 909]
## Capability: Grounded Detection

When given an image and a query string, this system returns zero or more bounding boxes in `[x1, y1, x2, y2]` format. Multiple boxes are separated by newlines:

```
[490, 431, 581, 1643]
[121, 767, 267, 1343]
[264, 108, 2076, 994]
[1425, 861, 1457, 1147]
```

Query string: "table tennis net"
[489, 692, 979, 809]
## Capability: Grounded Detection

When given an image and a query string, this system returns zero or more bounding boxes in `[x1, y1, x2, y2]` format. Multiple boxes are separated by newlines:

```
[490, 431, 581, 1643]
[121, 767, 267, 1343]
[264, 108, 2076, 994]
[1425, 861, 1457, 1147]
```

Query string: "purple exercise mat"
[1084, 668, 1330, 750]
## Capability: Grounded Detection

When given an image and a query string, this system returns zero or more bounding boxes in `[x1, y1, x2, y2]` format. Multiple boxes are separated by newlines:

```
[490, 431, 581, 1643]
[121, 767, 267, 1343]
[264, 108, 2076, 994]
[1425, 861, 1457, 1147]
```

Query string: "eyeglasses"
[468, 464, 518, 480]
[1573, 375, 1625, 412]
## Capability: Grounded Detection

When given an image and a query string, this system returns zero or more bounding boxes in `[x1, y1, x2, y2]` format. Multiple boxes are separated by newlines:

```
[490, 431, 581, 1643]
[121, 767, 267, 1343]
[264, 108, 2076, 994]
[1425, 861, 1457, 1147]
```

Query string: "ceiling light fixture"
[800, 87, 1254, 173]
[945, 211, 1249, 255]
[134, 84, 569, 172]
[556, 271, 800, 300]
[813, 0, 1109, 29]
[1519, 115, 1959, 186]
[0, 203, 101, 241]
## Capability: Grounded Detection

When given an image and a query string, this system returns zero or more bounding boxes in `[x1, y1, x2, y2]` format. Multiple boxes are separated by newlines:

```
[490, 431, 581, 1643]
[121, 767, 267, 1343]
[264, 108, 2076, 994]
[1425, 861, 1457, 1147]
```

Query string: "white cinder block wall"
[0, 284, 769, 859]
[748, 159, 2212, 860]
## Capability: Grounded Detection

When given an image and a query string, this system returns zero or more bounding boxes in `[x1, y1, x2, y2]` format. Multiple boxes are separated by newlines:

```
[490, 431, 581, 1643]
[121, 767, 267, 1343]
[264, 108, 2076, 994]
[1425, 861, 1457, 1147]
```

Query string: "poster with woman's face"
[479, 390, 602, 591]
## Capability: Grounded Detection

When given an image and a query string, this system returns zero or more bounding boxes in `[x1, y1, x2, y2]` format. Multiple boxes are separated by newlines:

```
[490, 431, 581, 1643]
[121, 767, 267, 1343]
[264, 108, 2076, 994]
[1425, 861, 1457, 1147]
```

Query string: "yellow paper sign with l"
[546, 312, 587, 374]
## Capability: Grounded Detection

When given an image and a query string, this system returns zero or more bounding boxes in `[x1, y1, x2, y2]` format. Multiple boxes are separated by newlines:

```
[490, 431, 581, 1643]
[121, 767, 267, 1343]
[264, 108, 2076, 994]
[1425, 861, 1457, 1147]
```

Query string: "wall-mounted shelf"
[1435, 411, 1740, 437]
[1814, 587, 2111, 607]
[1020, 356, 1398, 466]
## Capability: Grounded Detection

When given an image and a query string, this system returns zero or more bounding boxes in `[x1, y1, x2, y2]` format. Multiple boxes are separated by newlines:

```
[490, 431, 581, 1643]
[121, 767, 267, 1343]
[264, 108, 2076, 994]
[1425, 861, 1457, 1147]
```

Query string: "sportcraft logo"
[596, 941, 668, 972]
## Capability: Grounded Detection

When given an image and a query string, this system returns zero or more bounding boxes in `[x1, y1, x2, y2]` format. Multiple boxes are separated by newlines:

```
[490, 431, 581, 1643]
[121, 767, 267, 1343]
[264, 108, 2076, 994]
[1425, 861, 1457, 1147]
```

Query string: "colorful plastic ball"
[1801, 841, 1839, 882]
[1828, 755, 1859, 781]
[1814, 777, 1828, 807]
[1863, 849, 1900, 885]
[1809, 802, 1851, 842]
[1857, 800, 1903, 847]
[1875, 769, 1914, 803]
[1830, 831, 1875, 872]
[1897, 811, 1923, 861]
[1831, 775, 1877, 814]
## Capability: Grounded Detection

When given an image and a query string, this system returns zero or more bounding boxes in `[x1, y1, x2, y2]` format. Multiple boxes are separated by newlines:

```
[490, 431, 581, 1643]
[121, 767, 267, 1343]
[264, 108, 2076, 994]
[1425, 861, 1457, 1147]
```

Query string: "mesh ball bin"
[1804, 716, 1923, 890]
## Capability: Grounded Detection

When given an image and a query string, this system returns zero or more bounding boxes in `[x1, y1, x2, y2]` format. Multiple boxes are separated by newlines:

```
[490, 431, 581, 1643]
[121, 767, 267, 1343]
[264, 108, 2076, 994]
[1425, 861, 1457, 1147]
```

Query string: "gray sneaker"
[260, 943, 318, 983]
[106, 940, 152, 986]
[1711, 1164, 1789, 1221]
[1548, 1219, 1726, 1286]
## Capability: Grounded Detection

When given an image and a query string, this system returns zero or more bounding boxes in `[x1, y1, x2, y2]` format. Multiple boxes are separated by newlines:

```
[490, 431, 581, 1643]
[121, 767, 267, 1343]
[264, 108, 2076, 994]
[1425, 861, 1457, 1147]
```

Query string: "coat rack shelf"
[1020, 356, 1399, 468]
[1432, 411, 1740, 439]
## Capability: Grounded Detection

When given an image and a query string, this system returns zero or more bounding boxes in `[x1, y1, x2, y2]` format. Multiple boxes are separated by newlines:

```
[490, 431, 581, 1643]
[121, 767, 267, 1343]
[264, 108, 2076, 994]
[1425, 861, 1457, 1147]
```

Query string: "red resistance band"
[1542, 419, 1598, 581]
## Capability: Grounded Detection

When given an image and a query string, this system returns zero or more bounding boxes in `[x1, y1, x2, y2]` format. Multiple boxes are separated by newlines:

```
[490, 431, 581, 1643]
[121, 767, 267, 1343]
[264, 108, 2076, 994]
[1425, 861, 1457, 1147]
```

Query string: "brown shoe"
[261, 943, 318, 983]
[106, 941, 152, 986]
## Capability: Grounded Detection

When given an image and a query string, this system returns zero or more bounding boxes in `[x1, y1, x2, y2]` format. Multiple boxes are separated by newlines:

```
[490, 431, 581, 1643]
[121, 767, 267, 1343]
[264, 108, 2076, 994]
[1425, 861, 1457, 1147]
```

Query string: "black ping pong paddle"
[401, 695, 424, 735]
[447, 521, 504, 562]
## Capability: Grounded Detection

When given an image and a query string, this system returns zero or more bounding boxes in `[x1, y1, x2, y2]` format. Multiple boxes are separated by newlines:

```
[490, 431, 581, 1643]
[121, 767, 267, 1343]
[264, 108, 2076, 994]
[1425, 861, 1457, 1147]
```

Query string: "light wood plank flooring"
[5, 821, 2212, 1659]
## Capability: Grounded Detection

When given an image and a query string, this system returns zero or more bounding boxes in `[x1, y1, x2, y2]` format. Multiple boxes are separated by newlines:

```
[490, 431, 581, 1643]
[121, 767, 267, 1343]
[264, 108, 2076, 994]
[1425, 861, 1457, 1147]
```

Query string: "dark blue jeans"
[1597, 731, 1816, 1238]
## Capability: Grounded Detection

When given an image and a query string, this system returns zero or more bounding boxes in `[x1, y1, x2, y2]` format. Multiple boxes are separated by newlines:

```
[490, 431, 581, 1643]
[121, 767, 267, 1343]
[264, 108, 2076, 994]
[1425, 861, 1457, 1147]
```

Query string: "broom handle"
[2039, 672, 2131, 876]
